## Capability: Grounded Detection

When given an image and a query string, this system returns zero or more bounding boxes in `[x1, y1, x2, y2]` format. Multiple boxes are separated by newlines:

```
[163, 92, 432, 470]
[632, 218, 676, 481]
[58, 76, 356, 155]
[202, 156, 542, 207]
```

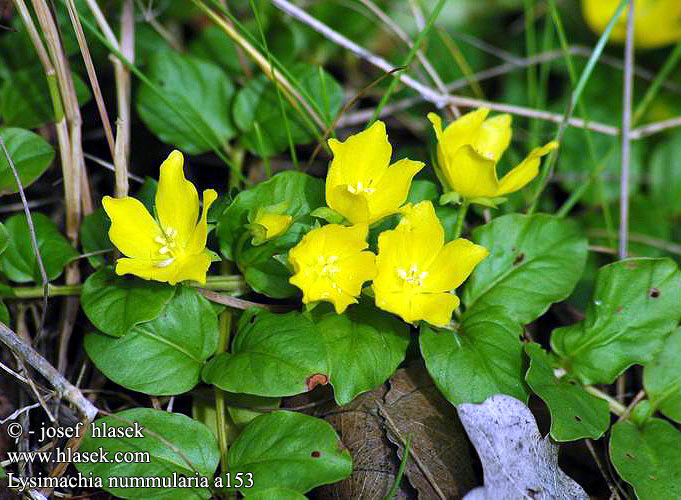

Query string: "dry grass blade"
[0, 136, 49, 335]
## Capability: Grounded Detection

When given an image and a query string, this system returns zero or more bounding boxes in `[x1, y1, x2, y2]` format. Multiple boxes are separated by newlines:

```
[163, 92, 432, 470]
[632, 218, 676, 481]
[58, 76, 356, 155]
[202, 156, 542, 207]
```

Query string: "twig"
[83, 152, 144, 183]
[619, 0, 634, 260]
[617, 389, 645, 422]
[0, 136, 49, 334]
[271, 0, 619, 136]
[0, 321, 98, 420]
[630, 115, 681, 139]
[197, 289, 289, 312]
[113, 0, 134, 198]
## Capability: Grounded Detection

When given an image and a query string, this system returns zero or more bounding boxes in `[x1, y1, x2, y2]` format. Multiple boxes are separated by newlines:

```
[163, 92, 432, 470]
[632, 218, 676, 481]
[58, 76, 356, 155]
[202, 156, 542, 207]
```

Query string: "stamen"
[155, 258, 175, 268]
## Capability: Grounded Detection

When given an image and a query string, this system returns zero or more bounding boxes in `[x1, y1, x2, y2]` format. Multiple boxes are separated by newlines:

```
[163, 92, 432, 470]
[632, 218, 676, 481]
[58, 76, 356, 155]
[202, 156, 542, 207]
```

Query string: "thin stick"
[197, 289, 289, 312]
[0, 136, 49, 334]
[271, 0, 619, 136]
[630, 115, 681, 139]
[619, 0, 634, 260]
[64, 0, 115, 159]
[113, 0, 134, 198]
[0, 321, 98, 420]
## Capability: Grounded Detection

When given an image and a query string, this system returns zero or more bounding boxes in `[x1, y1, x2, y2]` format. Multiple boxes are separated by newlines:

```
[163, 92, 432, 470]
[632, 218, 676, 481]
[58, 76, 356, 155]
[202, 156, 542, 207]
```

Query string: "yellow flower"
[428, 109, 558, 203]
[582, 0, 681, 49]
[289, 224, 376, 313]
[326, 121, 424, 224]
[373, 201, 488, 326]
[250, 209, 293, 245]
[102, 150, 217, 285]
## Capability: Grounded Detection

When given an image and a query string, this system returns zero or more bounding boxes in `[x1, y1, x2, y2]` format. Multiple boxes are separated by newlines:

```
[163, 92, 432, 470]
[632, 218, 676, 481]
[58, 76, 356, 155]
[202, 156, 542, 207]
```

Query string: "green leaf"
[189, 25, 244, 75]
[0, 127, 54, 195]
[644, 328, 681, 423]
[0, 67, 91, 129]
[202, 309, 328, 397]
[0, 300, 9, 325]
[217, 171, 324, 298]
[610, 418, 681, 500]
[0, 213, 77, 283]
[136, 49, 236, 154]
[649, 129, 681, 215]
[232, 64, 342, 155]
[79, 207, 111, 267]
[228, 411, 352, 494]
[244, 488, 306, 500]
[85, 287, 219, 395]
[75, 408, 218, 500]
[313, 303, 410, 405]
[81, 267, 175, 338]
[551, 258, 681, 384]
[420, 306, 529, 405]
[463, 214, 587, 325]
[0, 221, 8, 256]
[524, 343, 610, 442]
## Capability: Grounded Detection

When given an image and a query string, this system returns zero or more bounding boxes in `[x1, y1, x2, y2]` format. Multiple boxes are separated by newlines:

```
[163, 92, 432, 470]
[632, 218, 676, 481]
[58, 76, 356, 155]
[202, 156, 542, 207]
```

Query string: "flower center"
[397, 264, 428, 287]
[347, 180, 375, 195]
[315, 255, 340, 277]
[154, 226, 180, 267]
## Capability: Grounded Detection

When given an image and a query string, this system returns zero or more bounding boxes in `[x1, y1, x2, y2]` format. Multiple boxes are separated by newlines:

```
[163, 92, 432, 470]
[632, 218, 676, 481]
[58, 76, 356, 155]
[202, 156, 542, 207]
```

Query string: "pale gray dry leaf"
[384, 363, 476, 499]
[457, 394, 589, 500]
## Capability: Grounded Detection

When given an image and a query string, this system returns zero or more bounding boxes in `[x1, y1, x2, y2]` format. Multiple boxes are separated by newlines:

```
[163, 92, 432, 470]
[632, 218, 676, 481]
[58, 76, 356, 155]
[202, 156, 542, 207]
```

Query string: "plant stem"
[214, 311, 232, 475]
[453, 200, 469, 239]
[4, 275, 247, 299]
[370, 0, 448, 124]
[585, 385, 626, 416]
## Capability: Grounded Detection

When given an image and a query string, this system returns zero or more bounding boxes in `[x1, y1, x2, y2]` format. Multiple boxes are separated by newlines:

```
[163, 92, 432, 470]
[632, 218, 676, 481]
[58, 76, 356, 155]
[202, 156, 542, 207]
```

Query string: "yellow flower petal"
[328, 185, 370, 224]
[373, 200, 486, 326]
[326, 120, 391, 197]
[443, 145, 499, 199]
[288, 223, 375, 313]
[186, 189, 218, 255]
[581, 0, 681, 48]
[368, 158, 424, 222]
[496, 141, 558, 197]
[103, 196, 162, 259]
[115, 252, 212, 286]
[253, 212, 293, 242]
[155, 150, 199, 247]
[474, 114, 512, 162]
[409, 292, 460, 326]
[423, 239, 489, 293]
[428, 108, 489, 158]
[395, 201, 444, 267]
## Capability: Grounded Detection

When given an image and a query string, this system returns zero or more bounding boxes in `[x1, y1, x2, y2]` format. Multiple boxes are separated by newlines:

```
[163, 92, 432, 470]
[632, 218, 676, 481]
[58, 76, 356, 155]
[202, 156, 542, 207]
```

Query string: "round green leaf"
[244, 488, 306, 500]
[420, 307, 529, 405]
[136, 49, 236, 154]
[189, 25, 244, 75]
[313, 303, 410, 405]
[650, 130, 681, 215]
[81, 267, 175, 338]
[75, 408, 219, 500]
[228, 411, 352, 494]
[525, 343, 610, 442]
[0, 213, 77, 283]
[202, 309, 328, 397]
[232, 64, 342, 155]
[551, 258, 681, 384]
[644, 328, 681, 423]
[0, 128, 54, 195]
[85, 287, 219, 395]
[463, 214, 587, 325]
[0, 68, 91, 129]
[216, 171, 324, 298]
[610, 418, 681, 500]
